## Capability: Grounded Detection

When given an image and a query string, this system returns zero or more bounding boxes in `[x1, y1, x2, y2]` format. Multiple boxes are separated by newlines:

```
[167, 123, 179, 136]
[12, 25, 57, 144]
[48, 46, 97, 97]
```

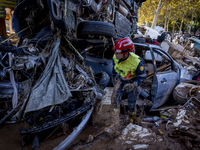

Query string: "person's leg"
[127, 86, 140, 123]
[104, 80, 125, 134]
[112, 80, 125, 109]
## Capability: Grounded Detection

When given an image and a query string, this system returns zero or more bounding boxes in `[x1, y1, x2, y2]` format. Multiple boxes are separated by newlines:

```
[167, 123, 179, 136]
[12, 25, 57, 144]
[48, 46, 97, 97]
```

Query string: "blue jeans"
[111, 80, 139, 112]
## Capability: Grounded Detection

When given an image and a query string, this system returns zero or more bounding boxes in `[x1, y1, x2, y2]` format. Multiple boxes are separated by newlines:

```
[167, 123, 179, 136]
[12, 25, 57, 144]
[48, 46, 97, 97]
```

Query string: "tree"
[138, 0, 200, 36]
[138, 1, 155, 26]
[150, 0, 166, 29]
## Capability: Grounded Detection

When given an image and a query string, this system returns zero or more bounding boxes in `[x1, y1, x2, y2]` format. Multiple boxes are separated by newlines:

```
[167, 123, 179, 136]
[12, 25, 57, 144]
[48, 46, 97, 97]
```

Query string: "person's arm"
[134, 58, 147, 86]
[112, 59, 117, 77]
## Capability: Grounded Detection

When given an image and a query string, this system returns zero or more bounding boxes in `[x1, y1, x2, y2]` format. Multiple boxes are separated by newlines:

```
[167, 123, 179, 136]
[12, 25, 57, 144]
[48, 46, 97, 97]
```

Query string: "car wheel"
[132, 38, 146, 44]
[77, 21, 116, 39]
[95, 72, 110, 89]
[160, 32, 172, 43]
[48, 0, 66, 30]
[173, 80, 200, 105]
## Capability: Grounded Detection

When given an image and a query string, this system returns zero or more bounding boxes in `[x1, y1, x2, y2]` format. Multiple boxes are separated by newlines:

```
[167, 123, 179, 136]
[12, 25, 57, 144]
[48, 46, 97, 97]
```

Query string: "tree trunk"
[179, 0, 183, 35]
[179, 16, 184, 35]
[167, 20, 169, 31]
[172, 21, 175, 39]
[189, 8, 194, 34]
[151, 0, 164, 29]
[194, 25, 197, 35]
[8, 9, 14, 34]
[164, 6, 169, 31]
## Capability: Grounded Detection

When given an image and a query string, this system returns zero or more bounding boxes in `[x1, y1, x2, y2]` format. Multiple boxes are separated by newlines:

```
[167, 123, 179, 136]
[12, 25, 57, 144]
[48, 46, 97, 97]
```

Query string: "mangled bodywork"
[12, 0, 146, 41]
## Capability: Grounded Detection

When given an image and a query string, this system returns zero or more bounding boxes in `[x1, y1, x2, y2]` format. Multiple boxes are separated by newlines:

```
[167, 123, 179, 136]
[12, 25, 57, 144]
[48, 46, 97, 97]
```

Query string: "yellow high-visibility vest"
[113, 52, 141, 78]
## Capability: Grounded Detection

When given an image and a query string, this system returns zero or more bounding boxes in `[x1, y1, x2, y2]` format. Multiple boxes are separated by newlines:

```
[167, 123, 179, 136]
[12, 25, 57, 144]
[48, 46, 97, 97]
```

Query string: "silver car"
[84, 42, 182, 110]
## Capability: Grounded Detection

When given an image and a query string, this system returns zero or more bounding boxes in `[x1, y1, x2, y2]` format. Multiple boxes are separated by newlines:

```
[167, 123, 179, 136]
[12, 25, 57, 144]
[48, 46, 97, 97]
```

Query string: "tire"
[77, 21, 116, 39]
[95, 72, 110, 89]
[160, 32, 172, 43]
[132, 38, 146, 44]
[47, 0, 66, 30]
[173, 80, 200, 105]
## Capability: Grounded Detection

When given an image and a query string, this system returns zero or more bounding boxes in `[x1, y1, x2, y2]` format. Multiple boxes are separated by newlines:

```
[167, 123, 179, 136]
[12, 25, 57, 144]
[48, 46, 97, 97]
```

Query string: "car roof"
[133, 42, 162, 49]
[133, 42, 176, 62]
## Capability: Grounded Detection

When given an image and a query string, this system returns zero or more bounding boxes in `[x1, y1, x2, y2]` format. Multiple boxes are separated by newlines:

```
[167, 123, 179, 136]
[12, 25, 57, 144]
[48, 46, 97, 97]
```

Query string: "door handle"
[99, 62, 108, 66]
[161, 78, 167, 83]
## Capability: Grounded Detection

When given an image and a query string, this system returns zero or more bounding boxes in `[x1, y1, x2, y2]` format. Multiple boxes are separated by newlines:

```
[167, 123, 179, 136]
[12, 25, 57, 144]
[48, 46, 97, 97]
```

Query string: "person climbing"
[105, 37, 147, 134]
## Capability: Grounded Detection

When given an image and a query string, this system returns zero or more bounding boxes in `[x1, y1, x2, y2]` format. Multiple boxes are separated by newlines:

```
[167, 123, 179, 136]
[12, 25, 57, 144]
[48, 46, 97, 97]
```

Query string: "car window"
[152, 48, 172, 72]
[134, 45, 172, 74]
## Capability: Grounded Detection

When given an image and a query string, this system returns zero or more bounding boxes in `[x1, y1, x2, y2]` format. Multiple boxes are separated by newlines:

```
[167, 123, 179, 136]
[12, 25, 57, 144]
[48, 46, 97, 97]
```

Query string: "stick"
[0, 27, 29, 45]
[63, 36, 84, 60]
[147, 63, 171, 79]
[0, 100, 24, 125]
[89, 67, 105, 95]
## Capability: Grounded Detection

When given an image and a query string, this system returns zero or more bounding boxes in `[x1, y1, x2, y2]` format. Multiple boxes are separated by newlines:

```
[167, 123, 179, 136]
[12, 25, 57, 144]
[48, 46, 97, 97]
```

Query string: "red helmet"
[113, 37, 134, 54]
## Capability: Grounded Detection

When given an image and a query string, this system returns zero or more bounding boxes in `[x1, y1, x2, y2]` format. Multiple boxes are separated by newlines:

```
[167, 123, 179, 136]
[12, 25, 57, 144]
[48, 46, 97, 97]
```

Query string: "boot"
[129, 111, 136, 123]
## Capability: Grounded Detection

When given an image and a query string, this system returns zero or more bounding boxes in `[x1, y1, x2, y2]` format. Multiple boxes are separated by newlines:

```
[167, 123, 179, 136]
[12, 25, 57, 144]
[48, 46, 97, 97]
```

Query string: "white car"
[139, 26, 172, 42]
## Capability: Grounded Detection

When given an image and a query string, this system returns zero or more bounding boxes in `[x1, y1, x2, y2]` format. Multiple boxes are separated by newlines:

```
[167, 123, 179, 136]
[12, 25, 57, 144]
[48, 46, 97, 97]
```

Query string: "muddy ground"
[0, 121, 170, 150]
[1, 111, 200, 150]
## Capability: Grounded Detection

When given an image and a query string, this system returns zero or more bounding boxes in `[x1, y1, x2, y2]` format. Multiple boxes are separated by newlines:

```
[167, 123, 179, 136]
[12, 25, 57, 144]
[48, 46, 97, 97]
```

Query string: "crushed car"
[12, 0, 146, 41]
[0, 31, 103, 148]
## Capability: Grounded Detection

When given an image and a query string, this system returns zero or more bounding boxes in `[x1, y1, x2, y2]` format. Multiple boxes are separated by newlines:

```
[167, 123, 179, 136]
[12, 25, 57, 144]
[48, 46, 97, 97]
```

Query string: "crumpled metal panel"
[151, 71, 179, 110]
[13, 55, 38, 70]
[24, 37, 72, 113]
[53, 107, 94, 150]
[114, 11, 131, 37]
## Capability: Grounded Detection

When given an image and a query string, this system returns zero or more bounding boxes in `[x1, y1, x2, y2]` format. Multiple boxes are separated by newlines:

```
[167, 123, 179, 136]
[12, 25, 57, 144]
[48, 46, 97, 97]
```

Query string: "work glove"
[113, 108, 119, 116]
[123, 82, 138, 92]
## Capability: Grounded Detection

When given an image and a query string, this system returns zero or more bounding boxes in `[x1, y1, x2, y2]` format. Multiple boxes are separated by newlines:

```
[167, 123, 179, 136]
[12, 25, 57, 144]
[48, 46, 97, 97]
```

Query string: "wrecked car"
[0, 31, 104, 148]
[13, 0, 146, 42]
[138, 26, 172, 44]
[77, 41, 183, 110]
[134, 43, 181, 110]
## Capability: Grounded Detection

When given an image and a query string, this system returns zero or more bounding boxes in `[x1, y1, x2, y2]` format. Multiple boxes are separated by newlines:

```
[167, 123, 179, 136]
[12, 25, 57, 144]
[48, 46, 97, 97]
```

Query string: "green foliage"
[139, 0, 200, 34]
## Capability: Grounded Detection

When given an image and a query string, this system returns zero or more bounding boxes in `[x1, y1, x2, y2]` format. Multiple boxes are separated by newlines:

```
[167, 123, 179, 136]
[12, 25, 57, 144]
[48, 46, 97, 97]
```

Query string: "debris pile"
[2, 0, 200, 149]
[117, 104, 200, 149]
[118, 123, 163, 148]
[0, 19, 103, 150]
[162, 40, 200, 80]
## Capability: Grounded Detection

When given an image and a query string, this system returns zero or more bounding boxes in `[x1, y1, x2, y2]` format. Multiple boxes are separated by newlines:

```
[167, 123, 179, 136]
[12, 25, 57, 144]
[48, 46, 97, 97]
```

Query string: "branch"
[161, 0, 166, 8]
[150, 0, 156, 14]
[175, 22, 180, 29]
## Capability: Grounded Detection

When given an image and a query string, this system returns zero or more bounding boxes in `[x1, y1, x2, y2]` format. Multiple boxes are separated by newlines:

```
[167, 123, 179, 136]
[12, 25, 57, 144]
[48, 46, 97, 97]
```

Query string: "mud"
[1, 109, 200, 150]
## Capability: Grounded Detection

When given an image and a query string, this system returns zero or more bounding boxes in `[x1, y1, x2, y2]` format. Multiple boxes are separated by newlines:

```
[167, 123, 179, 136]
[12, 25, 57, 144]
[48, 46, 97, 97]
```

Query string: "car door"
[84, 55, 113, 76]
[149, 47, 179, 110]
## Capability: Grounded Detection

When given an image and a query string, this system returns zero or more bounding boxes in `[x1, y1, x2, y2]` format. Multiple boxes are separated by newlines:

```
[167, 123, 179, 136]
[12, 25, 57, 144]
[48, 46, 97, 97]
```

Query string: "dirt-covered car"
[13, 0, 146, 44]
